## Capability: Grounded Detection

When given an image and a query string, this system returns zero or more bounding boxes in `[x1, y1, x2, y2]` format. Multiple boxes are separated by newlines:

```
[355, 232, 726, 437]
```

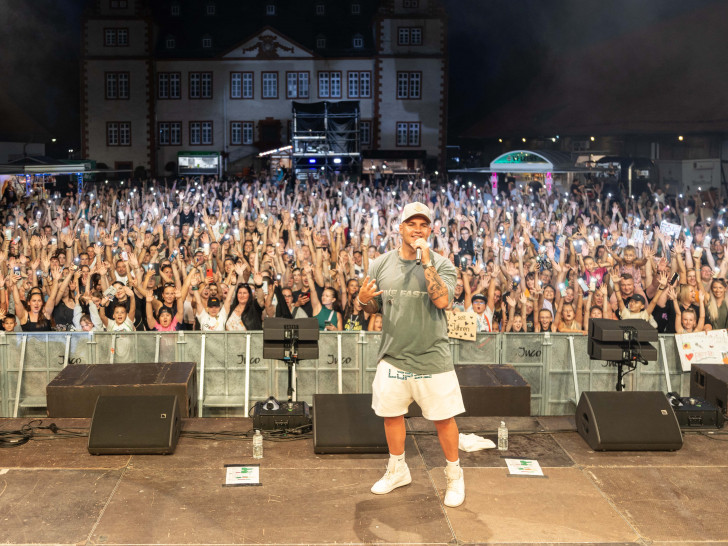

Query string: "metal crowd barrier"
[0, 331, 689, 418]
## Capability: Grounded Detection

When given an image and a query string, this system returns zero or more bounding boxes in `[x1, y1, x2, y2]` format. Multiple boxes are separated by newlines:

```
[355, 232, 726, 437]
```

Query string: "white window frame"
[262, 72, 278, 98]
[169, 73, 181, 98]
[242, 122, 254, 145]
[242, 72, 253, 98]
[351, 3, 360, 14]
[231, 122, 242, 145]
[315, 3, 325, 15]
[360, 120, 371, 146]
[231, 72, 241, 98]
[205, 3, 216, 15]
[266, 4, 276, 15]
[201, 121, 213, 145]
[190, 122, 201, 145]
[170, 122, 181, 145]
[166, 36, 175, 49]
[202, 36, 212, 48]
[353, 35, 364, 48]
[119, 122, 131, 146]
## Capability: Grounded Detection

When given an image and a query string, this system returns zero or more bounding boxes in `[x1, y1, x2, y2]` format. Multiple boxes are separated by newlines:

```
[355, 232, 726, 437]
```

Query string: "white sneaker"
[371, 459, 412, 494]
[443, 465, 465, 507]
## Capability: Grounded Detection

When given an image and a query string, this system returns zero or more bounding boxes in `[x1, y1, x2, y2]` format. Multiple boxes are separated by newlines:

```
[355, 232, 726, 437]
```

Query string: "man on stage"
[357, 201, 466, 508]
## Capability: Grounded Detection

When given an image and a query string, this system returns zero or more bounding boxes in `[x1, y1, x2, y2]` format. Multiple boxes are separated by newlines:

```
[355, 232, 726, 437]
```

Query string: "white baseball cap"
[400, 201, 433, 224]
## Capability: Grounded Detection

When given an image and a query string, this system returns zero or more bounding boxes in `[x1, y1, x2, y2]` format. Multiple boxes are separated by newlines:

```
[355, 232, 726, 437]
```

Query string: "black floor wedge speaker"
[88, 394, 181, 455]
[313, 394, 388, 454]
[576, 391, 683, 451]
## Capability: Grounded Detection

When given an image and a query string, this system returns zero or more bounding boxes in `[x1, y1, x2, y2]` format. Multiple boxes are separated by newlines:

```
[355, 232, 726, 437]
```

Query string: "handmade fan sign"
[446, 311, 477, 341]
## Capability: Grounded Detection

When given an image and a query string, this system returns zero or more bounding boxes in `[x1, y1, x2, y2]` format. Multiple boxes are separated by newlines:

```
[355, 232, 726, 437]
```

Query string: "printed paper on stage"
[675, 329, 728, 371]
[505, 458, 544, 477]
[224, 464, 261, 486]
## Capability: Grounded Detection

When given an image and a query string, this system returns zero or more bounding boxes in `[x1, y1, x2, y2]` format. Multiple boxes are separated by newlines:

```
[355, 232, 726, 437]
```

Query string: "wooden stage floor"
[1, 415, 727, 545]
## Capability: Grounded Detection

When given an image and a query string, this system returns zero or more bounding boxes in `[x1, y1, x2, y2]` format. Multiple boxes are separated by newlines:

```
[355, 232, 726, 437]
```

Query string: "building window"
[158, 72, 181, 99]
[396, 122, 420, 147]
[104, 28, 129, 47]
[166, 36, 176, 49]
[360, 121, 371, 146]
[242, 122, 254, 145]
[318, 71, 341, 98]
[262, 72, 278, 98]
[171, 3, 180, 16]
[403, 0, 419, 7]
[105, 72, 129, 100]
[231, 121, 254, 145]
[205, 2, 216, 15]
[189, 72, 212, 99]
[347, 71, 371, 98]
[286, 72, 309, 99]
[202, 36, 212, 48]
[231, 122, 242, 145]
[107, 122, 131, 146]
[266, 4, 275, 15]
[352, 34, 364, 48]
[159, 122, 182, 147]
[398, 27, 422, 46]
[396, 71, 421, 99]
[170, 122, 181, 145]
[202, 121, 213, 144]
[231, 72, 253, 99]
[158, 123, 170, 146]
[110, 0, 128, 8]
[315, 3, 325, 15]
[351, 3, 360, 15]
[190, 121, 213, 145]
[316, 35, 326, 49]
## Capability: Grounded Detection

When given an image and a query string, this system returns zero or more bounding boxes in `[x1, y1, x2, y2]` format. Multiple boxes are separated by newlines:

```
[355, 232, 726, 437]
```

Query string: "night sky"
[0, 0, 720, 153]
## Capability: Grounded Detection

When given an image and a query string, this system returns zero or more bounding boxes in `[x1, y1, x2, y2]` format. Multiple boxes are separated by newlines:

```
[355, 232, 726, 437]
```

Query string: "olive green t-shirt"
[369, 249, 456, 374]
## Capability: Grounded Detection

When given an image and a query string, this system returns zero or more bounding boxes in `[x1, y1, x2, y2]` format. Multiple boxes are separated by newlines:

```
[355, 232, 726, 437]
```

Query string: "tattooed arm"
[423, 264, 451, 309]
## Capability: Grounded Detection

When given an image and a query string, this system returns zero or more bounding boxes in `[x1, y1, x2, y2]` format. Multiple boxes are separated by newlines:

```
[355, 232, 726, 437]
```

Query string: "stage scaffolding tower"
[291, 101, 361, 179]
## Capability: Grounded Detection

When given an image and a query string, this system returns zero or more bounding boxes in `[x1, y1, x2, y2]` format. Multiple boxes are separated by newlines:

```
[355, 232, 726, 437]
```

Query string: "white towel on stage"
[458, 433, 496, 452]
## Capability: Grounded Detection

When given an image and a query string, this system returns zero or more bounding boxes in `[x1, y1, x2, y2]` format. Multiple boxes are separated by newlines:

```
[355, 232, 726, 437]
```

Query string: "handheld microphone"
[416, 248, 422, 265]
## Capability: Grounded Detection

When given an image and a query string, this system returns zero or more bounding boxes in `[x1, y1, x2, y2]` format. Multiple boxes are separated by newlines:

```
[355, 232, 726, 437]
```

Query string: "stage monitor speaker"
[88, 394, 181, 455]
[576, 391, 683, 451]
[313, 394, 387, 454]
[690, 364, 728, 414]
[587, 338, 658, 361]
[588, 318, 658, 342]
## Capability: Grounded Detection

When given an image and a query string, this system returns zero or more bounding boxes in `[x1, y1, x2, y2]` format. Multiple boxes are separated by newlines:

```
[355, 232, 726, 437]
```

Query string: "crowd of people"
[0, 171, 725, 335]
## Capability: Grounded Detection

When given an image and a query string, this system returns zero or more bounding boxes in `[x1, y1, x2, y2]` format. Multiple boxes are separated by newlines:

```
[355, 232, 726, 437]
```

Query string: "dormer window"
[353, 34, 364, 48]
[202, 36, 212, 48]
[316, 35, 326, 49]
[266, 3, 276, 15]
[170, 3, 180, 16]
[351, 3, 360, 15]
[165, 36, 176, 49]
[205, 2, 216, 15]
[315, 3, 325, 16]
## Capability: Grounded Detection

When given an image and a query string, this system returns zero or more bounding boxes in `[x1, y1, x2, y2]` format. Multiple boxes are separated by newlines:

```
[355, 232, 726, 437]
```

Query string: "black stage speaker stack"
[588, 318, 658, 361]
[88, 394, 181, 455]
[576, 391, 683, 451]
[588, 318, 657, 391]
[312, 393, 388, 454]
[47, 362, 197, 417]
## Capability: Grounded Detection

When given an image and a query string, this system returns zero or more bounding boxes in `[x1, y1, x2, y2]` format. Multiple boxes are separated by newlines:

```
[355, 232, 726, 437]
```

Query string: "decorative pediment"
[223, 27, 314, 59]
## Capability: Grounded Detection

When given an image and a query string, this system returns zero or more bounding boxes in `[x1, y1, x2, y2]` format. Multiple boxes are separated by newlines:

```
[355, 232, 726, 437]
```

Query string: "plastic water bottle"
[497, 421, 508, 451]
[252, 429, 263, 459]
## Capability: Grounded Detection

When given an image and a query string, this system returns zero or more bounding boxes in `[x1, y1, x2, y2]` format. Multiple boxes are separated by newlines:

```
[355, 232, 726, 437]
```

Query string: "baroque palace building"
[82, 0, 448, 177]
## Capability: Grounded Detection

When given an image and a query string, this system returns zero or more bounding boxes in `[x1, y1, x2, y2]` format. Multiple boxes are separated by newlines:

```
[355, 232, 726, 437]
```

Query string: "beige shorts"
[371, 359, 465, 421]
